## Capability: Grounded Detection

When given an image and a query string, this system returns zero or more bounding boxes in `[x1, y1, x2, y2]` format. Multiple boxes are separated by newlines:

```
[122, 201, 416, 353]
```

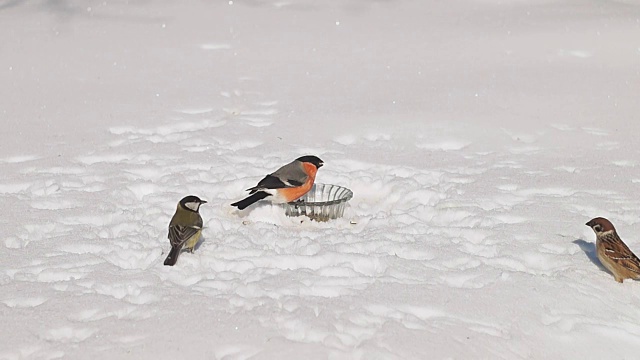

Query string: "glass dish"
[282, 183, 353, 222]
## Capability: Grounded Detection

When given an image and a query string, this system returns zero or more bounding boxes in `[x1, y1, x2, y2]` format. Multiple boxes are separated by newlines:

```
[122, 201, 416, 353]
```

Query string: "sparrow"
[164, 195, 207, 266]
[231, 155, 324, 210]
[586, 217, 640, 283]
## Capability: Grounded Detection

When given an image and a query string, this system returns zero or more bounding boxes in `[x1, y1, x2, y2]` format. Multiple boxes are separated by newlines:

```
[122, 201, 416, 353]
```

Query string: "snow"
[2, 0, 640, 358]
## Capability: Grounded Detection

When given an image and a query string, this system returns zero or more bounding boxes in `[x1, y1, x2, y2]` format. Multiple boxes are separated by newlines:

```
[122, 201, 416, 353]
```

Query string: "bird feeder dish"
[282, 183, 353, 221]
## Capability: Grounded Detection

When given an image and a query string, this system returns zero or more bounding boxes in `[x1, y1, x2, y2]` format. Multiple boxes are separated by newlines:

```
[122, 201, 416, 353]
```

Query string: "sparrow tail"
[163, 246, 181, 266]
[230, 191, 270, 210]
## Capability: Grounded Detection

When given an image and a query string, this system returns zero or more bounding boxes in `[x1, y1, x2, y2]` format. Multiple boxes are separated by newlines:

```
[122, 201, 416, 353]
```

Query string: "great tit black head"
[179, 195, 207, 212]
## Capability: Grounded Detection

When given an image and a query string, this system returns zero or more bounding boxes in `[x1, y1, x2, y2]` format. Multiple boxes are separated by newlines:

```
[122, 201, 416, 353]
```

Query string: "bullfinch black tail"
[231, 191, 270, 210]
[163, 246, 181, 266]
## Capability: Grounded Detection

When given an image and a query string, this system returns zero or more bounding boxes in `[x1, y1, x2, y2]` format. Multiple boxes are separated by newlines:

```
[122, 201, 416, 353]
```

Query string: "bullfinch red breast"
[231, 155, 324, 210]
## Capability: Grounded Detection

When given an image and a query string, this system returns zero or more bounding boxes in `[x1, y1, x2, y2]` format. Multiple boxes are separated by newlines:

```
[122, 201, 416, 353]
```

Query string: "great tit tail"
[163, 246, 181, 266]
[230, 191, 270, 210]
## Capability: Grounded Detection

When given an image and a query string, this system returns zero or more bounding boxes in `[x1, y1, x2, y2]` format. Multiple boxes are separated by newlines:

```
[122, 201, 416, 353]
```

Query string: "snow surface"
[2, 0, 640, 358]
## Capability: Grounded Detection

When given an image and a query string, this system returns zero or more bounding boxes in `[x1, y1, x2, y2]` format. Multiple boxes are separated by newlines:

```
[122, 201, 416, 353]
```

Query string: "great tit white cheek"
[185, 202, 200, 212]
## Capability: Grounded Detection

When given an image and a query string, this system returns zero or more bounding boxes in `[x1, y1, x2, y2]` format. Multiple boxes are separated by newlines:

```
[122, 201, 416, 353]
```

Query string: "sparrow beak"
[318, 162, 324, 168]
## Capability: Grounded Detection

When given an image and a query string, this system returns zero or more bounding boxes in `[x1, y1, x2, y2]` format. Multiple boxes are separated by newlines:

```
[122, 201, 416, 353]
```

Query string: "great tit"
[164, 195, 207, 266]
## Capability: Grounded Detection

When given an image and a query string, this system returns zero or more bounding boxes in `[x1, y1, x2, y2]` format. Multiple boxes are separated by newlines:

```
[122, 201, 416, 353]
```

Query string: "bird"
[231, 155, 324, 210]
[164, 195, 207, 266]
[585, 217, 640, 283]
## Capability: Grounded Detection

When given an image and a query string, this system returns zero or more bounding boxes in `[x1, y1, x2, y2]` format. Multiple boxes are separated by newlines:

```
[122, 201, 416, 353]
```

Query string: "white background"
[2, 0, 640, 358]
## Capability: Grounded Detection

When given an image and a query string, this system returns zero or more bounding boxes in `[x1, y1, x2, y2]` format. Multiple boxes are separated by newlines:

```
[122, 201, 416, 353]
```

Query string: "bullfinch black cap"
[296, 155, 323, 169]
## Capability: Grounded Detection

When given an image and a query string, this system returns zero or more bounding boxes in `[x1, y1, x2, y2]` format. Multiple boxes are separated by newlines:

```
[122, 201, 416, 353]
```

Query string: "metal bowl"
[282, 183, 353, 222]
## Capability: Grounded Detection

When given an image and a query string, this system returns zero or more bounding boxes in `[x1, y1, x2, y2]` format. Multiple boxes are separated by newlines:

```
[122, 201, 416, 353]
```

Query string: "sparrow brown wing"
[601, 233, 640, 275]
[168, 224, 202, 248]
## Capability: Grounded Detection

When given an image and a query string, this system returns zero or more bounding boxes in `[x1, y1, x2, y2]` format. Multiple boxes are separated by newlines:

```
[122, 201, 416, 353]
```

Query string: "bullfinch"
[231, 155, 324, 210]
[164, 195, 207, 266]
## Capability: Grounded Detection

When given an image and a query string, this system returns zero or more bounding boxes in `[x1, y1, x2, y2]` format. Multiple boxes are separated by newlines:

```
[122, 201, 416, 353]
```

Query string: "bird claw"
[293, 199, 305, 209]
